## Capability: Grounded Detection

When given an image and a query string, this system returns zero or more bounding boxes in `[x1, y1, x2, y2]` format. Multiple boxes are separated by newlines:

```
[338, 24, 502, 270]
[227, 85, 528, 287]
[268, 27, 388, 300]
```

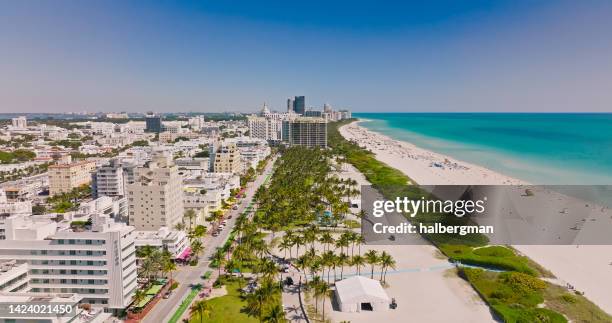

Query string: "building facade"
[126, 154, 184, 230]
[286, 117, 327, 148]
[293, 96, 305, 115]
[0, 214, 138, 312]
[92, 159, 125, 199]
[48, 160, 96, 196]
[145, 114, 162, 133]
[210, 142, 243, 174]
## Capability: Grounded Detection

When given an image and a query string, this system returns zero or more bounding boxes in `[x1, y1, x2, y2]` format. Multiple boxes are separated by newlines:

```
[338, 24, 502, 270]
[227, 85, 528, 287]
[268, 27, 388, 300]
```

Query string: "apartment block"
[285, 117, 327, 148]
[126, 153, 184, 230]
[48, 160, 96, 196]
[92, 158, 125, 198]
[210, 142, 243, 174]
[0, 214, 138, 313]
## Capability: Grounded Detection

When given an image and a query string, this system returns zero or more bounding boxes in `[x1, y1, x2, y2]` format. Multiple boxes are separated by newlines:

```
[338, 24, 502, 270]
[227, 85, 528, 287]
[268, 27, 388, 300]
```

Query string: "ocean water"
[354, 113, 612, 185]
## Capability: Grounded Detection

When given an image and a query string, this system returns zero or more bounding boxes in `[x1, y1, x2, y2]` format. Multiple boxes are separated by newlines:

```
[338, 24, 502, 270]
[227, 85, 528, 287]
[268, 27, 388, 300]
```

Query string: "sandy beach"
[340, 120, 612, 315]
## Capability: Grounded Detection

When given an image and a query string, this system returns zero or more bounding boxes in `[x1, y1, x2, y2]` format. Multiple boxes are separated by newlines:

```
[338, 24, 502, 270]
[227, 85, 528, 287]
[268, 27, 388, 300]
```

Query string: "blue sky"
[1, 0, 612, 113]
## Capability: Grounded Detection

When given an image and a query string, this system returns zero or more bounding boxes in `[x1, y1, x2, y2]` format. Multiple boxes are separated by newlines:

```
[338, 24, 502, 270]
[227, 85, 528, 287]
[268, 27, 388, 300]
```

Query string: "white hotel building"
[0, 214, 137, 314]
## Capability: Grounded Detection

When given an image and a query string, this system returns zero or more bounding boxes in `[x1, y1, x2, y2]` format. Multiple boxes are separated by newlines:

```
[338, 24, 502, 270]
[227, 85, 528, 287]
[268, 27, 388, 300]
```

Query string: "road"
[142, 157, 276, 323]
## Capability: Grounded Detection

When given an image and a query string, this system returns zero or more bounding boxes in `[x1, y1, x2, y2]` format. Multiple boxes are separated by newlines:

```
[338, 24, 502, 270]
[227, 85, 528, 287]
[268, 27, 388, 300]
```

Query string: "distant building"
[304, 109, 323, 117]
[11, 116, 27, 129]
[285, 117, 327, 148]
[92, 158, 125, 199]
[293, 96, 306, 115]
[247, 116, 268, 140]
[188, 115, 205, 131]
[145, 113, 163, 133]
[324, 103, 332, 113]
[106, 112, 129, 119]
[287, 98, 295, 113]
[48, 160, 96, 196]
[126, 153, 184, 230]
[210, 142, 243, 174]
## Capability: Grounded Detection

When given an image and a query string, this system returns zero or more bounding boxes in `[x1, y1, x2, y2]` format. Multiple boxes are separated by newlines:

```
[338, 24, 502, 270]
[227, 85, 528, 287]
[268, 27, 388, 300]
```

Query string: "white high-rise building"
[0, 214, 137, 313]
[126, 152, 184, 231]
[92, 159, 125, 199]
[11, 116, 27, 129]
[188, 115, 206, 131]
[287, 98, 294, 113]
[247, 116, 268, 140]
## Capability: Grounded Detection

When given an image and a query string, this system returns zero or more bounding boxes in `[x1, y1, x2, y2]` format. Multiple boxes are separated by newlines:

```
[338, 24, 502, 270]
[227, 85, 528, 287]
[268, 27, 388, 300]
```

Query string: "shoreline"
[340, 120, 612, 315]
[340, 120, 526, 186]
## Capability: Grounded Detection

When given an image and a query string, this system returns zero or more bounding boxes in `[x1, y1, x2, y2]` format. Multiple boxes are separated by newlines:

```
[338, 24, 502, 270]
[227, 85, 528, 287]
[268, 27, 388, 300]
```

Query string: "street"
[142, 157, 276, 323]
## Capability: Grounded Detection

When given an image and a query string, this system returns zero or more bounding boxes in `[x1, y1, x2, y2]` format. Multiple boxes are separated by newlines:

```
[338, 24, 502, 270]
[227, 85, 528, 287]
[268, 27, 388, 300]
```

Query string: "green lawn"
[189, 280, 257, 323]
[440, 245, 540, 276]
[462, 268, 567, 323]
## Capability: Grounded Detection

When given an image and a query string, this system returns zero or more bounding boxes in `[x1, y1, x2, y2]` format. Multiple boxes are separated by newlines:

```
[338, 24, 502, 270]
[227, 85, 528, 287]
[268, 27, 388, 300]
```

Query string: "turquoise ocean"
[354, 113, 612, 185]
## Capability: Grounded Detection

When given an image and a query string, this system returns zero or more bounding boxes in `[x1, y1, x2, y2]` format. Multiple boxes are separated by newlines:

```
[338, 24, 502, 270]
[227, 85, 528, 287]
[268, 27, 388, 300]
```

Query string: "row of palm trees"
[294, 243, 396, 284]
[132, 247, 177, 311]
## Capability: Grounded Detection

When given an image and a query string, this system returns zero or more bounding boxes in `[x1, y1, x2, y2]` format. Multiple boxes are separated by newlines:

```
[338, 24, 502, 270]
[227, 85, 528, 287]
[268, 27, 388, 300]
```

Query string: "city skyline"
[2, 1, 612, 113]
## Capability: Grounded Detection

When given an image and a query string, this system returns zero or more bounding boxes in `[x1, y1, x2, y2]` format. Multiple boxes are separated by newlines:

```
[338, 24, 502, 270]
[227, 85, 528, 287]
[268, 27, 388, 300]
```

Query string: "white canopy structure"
[334, 276, 391, 312]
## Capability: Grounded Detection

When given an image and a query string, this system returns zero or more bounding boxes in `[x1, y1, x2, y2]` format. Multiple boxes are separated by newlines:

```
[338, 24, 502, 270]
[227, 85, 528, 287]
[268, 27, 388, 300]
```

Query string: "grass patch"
[461, 268, 566, 323]
[343, 219, 360, 228]
[441, 245, 539, 275]
[543, 284, 612, 323]
[190, 279, 257, 323]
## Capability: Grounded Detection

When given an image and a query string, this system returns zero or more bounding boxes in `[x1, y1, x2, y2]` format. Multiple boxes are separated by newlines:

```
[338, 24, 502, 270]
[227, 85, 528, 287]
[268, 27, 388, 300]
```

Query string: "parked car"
[163, 291, 172, 299]
[232, 205, 238, 210]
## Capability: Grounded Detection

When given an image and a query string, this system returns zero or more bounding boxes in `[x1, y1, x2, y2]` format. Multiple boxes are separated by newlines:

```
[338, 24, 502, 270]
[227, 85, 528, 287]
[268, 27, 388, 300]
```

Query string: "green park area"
[189, 278, 258, 323]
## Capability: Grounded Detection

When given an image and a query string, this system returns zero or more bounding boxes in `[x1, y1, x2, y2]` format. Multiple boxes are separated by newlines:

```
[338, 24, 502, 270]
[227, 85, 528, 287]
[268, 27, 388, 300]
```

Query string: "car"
[221, 220, 228, 225]
[232, 205, 238, 210]
[212, 231, 219, 237]
[163, 291, 172, 299]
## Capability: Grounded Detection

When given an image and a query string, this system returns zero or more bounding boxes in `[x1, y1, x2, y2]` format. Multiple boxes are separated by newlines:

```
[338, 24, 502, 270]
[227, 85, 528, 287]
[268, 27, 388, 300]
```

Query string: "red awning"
[176, 247, 192, 260]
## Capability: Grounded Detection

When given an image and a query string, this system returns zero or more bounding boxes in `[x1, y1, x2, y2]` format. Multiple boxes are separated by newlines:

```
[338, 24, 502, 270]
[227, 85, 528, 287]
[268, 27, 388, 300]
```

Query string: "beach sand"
[340, 121, 612, 315]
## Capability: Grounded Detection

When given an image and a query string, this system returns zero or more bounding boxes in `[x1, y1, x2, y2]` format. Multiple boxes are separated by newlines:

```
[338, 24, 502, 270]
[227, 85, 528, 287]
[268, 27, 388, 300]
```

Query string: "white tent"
[334, 276, 391, 312]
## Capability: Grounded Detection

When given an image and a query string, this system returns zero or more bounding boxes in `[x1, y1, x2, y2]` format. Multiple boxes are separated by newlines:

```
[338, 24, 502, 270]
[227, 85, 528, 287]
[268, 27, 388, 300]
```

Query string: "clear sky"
[1, 0, 612, 113]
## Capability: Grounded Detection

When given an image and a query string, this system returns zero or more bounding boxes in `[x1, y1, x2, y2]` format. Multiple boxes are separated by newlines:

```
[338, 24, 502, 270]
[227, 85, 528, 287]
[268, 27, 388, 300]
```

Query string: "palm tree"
[212, 248, 225, 277]
[380, 251, 396, 283]
[296, 255, 311, 285]
[131, 289, 146, 310]
[184, 209, 197, 230]
[136, 245, 156, 259]
[190, 240, 204, 263]
[309, 276, 324, 315]
[162, 258, 177, 283]
[190, 299, 211, 323]
[318, 281, 331, 320]
[365, 250, 380, 279]
[174, 221, 186, 231]
[319, 232, 334, 252]
[355, 234, 366, 256]
[278, 238, 292, 260]
[321, 251, 335, 284]
[351, 255, 365, 275]
[263, 304, 285, 323]
[337, 252, 349, 280]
